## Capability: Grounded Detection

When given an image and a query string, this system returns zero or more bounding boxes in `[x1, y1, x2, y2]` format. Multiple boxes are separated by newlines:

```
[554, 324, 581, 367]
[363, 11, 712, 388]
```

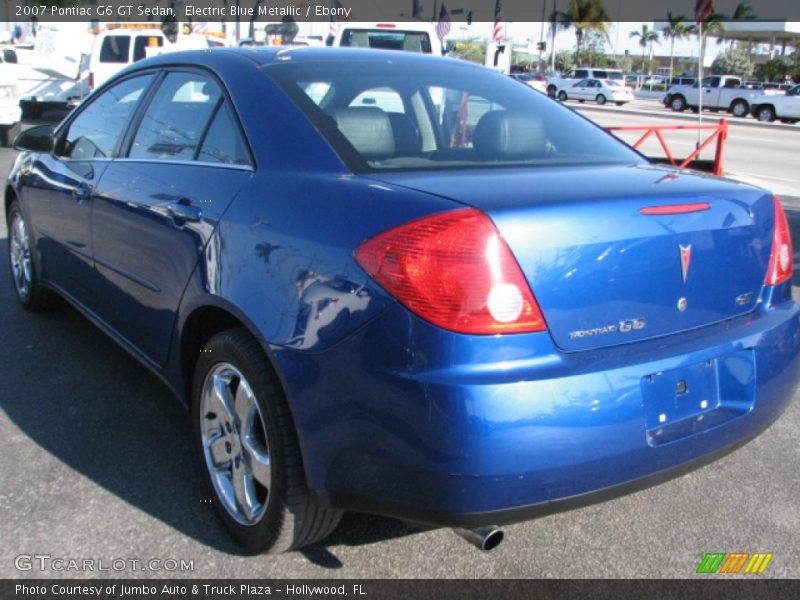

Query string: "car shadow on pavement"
[0, 238, 417, 564]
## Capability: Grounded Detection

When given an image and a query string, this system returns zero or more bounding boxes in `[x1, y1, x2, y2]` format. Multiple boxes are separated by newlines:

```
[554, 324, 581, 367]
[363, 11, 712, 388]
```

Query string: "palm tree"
[730, 2, 757, 50]
[630, 24, 659, 79]
[661, 13, 695, 79]
[551, 0, 610, 63]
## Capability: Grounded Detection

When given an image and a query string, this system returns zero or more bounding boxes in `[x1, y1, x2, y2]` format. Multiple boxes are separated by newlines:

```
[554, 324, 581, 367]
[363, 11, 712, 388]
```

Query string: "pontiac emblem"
[679, 244, 692, 284]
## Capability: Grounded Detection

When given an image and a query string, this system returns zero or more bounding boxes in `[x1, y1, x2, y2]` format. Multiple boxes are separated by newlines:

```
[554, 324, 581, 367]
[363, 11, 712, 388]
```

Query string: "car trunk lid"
[369, 164, 774, 351]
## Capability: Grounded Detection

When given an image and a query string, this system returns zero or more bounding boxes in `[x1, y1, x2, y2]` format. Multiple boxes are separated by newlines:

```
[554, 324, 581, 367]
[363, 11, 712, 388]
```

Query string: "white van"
[89, 28, 166, 89]
[330, 22, 443, 56]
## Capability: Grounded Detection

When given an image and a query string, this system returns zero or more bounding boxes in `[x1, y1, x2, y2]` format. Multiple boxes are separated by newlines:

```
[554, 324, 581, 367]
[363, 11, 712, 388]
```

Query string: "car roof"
[134, 45, 477, 70]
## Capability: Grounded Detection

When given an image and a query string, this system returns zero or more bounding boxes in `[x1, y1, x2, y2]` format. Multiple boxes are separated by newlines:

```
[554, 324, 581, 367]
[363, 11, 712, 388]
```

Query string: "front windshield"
[265, 58, 643, 173]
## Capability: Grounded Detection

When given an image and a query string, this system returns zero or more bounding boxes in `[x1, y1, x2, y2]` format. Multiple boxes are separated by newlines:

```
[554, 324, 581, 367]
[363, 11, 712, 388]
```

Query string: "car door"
[572, 79, 589, 100]
[89, 69, 253, 365]
[701, 76, 721, 107]
[20, 73, 154, 303]
[782, 86, 800, 118]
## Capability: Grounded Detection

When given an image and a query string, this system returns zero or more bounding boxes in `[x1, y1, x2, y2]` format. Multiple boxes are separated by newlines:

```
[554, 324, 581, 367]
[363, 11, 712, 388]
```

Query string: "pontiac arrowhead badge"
[679, 244, 692, 284]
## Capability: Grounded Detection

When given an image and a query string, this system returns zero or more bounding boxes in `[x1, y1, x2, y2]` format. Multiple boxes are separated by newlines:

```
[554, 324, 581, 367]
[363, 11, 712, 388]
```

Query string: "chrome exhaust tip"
[453, 526, 504, 551]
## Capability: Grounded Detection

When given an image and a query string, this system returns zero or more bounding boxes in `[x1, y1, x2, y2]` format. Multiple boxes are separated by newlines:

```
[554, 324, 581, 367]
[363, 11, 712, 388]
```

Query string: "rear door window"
[197, 103, 251, 165]
[129, 72, 222, 161]
[99, 36, 131, 63]
[133, 35, 164, 61]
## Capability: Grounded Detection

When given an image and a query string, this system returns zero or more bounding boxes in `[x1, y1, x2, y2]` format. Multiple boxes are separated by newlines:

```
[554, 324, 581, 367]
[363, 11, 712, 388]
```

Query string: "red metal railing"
[605, 119, 729, 176]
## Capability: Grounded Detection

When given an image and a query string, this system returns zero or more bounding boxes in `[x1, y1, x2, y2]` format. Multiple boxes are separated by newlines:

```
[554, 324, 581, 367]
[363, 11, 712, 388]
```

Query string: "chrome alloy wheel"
[9, 211, 32, 299]
[200, 363, 271, 525]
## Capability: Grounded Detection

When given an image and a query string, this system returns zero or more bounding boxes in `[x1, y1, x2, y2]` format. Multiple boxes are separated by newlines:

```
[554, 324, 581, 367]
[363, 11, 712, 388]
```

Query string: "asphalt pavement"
[1, 135, 799, 579]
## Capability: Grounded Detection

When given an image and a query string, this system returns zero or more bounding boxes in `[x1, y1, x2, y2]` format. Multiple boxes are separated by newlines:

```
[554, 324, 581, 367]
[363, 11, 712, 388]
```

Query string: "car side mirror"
[13, 125, 54, 153]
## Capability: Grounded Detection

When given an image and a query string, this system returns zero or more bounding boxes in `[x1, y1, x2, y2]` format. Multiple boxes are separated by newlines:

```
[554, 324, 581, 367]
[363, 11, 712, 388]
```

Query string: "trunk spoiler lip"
[640, 202, 711, 215]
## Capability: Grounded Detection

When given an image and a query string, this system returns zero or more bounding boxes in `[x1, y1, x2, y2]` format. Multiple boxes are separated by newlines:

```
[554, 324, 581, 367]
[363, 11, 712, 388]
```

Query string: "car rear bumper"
[273, 288, 800, 526]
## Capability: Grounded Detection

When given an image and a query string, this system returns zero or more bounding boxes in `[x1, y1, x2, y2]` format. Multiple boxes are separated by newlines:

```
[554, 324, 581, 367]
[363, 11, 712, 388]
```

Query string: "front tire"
[6, 200, 59, 311]
[547, 85, 557, 98]
[192, 328, 342, 554]
[595, 94, 606, 105]
[557, 90, 568, 102]
[670, 95, 687, 111]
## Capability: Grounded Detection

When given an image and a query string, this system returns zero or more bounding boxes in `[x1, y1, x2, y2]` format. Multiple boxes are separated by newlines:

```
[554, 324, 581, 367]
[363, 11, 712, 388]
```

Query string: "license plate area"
[643, 350, 755, 446]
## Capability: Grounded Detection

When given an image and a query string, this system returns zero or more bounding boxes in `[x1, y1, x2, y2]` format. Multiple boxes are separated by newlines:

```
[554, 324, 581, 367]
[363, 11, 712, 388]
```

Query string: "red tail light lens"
[88, 72, 94, 90]
[766, 196, 793, 286]
[355, 208, 547, 334]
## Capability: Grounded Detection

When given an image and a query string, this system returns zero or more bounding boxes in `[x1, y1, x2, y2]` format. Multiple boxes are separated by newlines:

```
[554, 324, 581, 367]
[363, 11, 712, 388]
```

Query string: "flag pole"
[697, 20, 703, 149]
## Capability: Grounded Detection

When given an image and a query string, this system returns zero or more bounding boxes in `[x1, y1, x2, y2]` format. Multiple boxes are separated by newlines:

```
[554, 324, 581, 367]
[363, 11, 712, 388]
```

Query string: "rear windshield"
[339, 29, 432, 54]
[265, 58, 643, 173]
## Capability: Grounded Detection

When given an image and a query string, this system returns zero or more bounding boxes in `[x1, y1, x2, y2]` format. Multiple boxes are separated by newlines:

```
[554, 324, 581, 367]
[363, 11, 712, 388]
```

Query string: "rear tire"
[595, 94, 606, 105]
[730, 99, 749, 118]
[557, 90, 568, 102]
[192, 327, 342, 554]
[6, 200, 60, 311]
[757, 106, 776, 122]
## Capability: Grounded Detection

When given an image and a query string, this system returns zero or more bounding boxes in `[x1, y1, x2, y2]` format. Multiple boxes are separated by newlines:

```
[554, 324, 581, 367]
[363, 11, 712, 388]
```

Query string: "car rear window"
[339, 29, 432, 54]
[265, 59, 643, 173]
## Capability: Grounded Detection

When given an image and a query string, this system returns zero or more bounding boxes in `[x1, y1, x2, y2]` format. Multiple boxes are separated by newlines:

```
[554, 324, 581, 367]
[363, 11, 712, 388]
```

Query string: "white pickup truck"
[749, 84, 800, 123]
[662, 75, 766, 117]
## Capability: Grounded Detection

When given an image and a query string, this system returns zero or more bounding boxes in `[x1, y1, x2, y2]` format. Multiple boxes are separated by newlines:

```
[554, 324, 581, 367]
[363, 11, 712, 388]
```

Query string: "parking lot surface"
[2, 137, 799, 578]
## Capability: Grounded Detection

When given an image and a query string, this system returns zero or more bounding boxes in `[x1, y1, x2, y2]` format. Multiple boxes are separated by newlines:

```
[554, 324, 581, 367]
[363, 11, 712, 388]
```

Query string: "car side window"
[197, 102, 251, 165]
[129, 72, 222, 161]
[574, 70, 588, 79]
[99, 36, 131, 63]
[133, 35, 163, 62]
[58, 74, 153, 160]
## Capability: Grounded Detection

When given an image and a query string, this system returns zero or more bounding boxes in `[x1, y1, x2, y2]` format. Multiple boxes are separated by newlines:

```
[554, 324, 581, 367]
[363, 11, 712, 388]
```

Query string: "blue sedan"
[6, 47, 799, 554]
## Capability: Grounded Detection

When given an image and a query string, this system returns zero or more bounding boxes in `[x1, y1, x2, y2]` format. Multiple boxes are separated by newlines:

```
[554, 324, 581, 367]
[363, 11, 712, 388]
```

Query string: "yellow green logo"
[696, 552, 773, 574]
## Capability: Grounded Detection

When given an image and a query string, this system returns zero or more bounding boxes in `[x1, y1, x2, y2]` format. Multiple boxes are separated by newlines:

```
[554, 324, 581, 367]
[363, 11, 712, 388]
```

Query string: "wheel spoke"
[244, 441, 271, 488]
[209, 435, 233, 467]
[232, 463, 258, 521]
[209, 373, 236, 422]
[233, 379, 256, 427]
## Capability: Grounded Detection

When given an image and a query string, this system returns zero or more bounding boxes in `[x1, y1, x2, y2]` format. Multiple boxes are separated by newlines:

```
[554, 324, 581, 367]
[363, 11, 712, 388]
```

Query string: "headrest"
[329, 107, 395, 161]
[473, 110, 547, 161]
[387, 113, 421, 157]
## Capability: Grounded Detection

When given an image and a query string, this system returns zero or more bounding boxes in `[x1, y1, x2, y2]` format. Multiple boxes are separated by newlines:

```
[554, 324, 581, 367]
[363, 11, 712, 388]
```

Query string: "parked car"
[663, 75, 764, 117]
[509, 72, 547, 94]
[750, 84, 800, 123]
[7, 47, 799, 555]
[557, 78, 633, 105]
[546, 67, 624, 98]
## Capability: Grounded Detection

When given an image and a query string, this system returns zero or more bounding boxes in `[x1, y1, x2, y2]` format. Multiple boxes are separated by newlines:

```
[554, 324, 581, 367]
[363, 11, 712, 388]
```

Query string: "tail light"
[765, 195, 793, 286]
[355, 208, 547, 334]
[88, 72, 94, 90]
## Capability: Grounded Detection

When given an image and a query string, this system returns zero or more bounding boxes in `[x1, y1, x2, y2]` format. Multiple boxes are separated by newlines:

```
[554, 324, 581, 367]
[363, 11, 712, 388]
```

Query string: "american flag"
[436, 3, 451, 40]
[192, 21, 208, 34]
[492, 0, 504, 42]
[695, 0, 714, 23]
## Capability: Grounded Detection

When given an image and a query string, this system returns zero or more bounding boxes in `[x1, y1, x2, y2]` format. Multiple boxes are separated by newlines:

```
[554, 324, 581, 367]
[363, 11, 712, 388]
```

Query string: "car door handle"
[167, 200, 202, 223]
[72, 184, 92, 201]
